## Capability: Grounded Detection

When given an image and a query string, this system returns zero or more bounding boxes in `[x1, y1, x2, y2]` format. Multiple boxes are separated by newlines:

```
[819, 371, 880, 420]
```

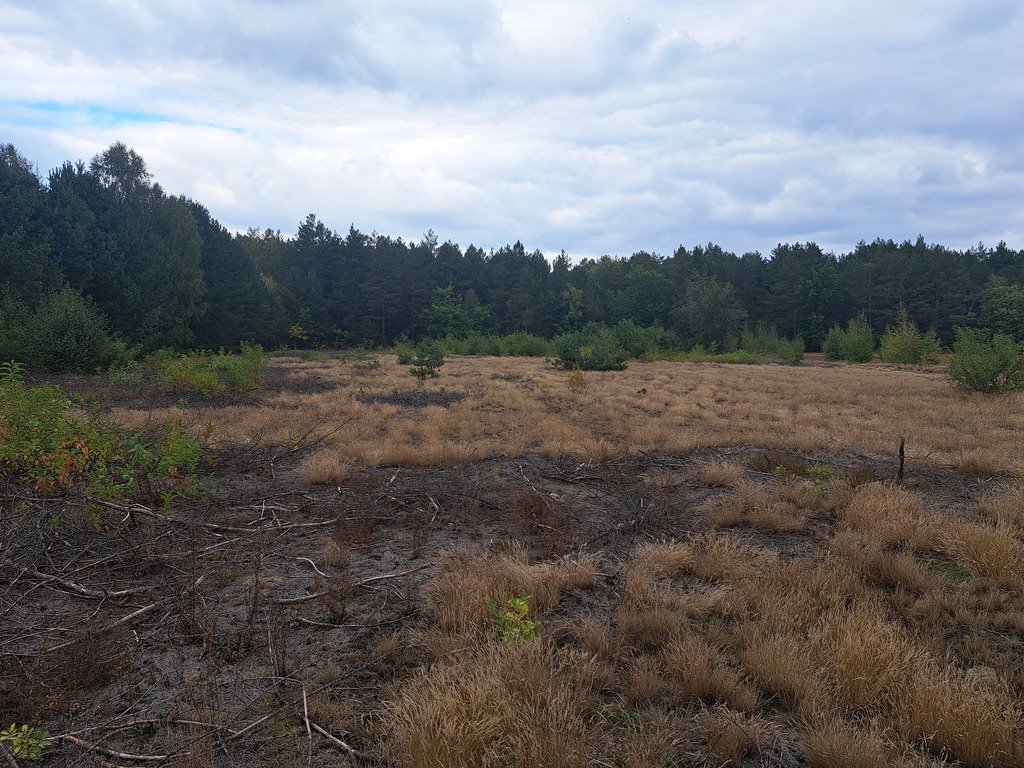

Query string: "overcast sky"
[2, 1, 1022, 258]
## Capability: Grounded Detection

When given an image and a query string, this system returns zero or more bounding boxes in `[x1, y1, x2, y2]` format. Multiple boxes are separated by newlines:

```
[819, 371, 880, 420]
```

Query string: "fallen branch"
[271, 564, 431, 605]
[26, 569, 154, 599]
[60, 735, 169, 763]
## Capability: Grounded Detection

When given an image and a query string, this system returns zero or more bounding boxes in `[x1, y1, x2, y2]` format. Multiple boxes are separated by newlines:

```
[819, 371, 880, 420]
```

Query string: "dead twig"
[271, 564, 432, 605]
[60, 735, 169, 763]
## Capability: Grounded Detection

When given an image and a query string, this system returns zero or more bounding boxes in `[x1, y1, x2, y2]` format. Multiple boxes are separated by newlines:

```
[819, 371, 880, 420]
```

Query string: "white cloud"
[1, 0, 1021, 256]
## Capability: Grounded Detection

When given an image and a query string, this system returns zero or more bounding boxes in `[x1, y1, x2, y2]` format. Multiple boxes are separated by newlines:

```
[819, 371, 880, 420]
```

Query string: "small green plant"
[395, 342, 415, 365]
[772, 465, 789, 478]
[0, 360, 23, 384]
[487, 596, 538, 642]
[409, 340, 445, 385]
[808, 465, 833, 482]
[947, 328, 1024, 393]
[0, 724, 52, 761]
[808, 464, 833, 492]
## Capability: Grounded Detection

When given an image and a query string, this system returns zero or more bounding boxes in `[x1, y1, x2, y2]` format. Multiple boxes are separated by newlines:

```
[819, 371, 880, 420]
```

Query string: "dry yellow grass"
[942, 522, 1024, 591]
[425, 544, 598, 638]
[383, 641, 600, 768]
[661, 635, 759, 711]
[693, 461, 744, 487]
[108, 354, 1024, 473]
[841, 482, 941, 551]
[802, 719, 908, 768]
[983, 485, 1024, 528]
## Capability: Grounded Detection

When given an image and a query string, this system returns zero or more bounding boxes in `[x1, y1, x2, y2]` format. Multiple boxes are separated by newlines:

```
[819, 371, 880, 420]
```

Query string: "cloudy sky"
[2, 1, 1022, 257]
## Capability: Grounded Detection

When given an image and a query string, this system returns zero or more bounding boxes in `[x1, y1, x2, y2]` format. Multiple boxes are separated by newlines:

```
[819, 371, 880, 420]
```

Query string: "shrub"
[0, 287, 132, 373]
[151, 342, 267, 397]
[469, 333, 505, 356]
[0, 372, 200, 500]
[499, 333, 552, 357]
[394, 341, 415, 364]
[822, 315, 875, 362]
[410, 339, 445, 384]
[741, 324, 804, 365]
[947, 328, 1024, 393]
[879, 308, 940, 365]
[552, 326, 628, 371]
[611, 320, 681, 359]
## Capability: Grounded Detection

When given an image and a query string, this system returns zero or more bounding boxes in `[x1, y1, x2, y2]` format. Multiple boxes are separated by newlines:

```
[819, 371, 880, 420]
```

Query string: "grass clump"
[947, 328, 1024, 393]
[150, 342, 267, 396]
[384, 641, 599, 768]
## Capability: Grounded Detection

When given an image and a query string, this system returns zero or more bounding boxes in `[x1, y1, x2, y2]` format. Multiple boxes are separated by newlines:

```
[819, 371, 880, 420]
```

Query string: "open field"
[3, 353, 1023, 766]
[96, 353, 1024, 477]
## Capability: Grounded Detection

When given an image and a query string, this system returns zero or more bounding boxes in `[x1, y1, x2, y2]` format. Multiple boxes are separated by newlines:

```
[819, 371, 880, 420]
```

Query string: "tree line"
[2, 142, 1023, 371]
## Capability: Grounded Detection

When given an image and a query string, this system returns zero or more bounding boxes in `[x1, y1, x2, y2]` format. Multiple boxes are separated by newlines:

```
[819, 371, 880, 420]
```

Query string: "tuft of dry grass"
[802, 719, 908, 768]
[896, 665, 1024, 767]
[425, 545, 598, 638]
[299, 449, 352, 484]
[661, 635, 759, 712]
[830, 531, 938, 593]
[957, 447, 1009, 477]
[810, 603, 924, 711]
[941, 522, 1024, 590]
[697, 706, 777, 766]
[841, 482, 940, 551]
[982, 485, 1024, 528]
[740, 631, 818, 710]
[383, 641, 600, 768]
[747, 500, 808, 533]
[624, 656, 667, 704]
[694, 461, 744, 488]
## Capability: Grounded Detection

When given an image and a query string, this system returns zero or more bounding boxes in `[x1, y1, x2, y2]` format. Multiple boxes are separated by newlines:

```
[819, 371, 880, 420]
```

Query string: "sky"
[1, 0, 1022, 259]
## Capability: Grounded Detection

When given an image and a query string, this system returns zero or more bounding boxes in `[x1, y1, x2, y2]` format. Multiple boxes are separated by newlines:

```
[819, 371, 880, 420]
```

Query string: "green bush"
[612, 320, 681, 359]
[151, 342, 267, 397]
[822, 314, 875, 362]
[0, 287, 132, 373]
[879, 308, 940, 365]
[410, 339, 445, 384]
[394, 341, 415, 365]
[0, 367, 200, 500]
[499, 332, 552, 357]
[741, 324, 804, 365]
[552, 327, 628, 371]
[464, 333, 504, 356]
[947, 328, 1024, 394]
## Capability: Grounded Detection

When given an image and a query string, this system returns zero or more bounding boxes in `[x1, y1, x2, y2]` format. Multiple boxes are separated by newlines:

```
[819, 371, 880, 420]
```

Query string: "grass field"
[2, 353, 1023, 766]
